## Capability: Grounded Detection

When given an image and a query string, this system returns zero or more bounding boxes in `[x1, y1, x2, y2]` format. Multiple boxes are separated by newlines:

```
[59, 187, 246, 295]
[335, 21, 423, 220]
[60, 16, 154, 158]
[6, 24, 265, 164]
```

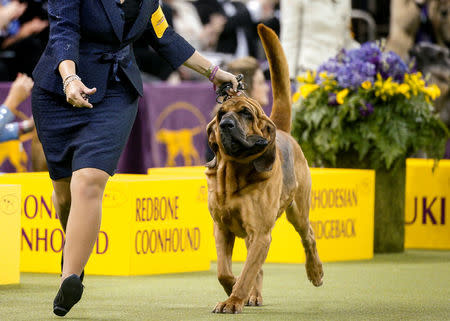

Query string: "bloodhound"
[206, 24, 323, 314]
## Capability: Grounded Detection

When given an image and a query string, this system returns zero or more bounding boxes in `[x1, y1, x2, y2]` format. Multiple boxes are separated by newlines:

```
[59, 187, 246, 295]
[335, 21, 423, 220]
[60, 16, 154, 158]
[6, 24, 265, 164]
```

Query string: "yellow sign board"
[0, 184, 21, 284]
[209, 168, 375, 262]
[148, 166, 375, 262]
[0, 174, 211, 275]
[405, 159, 450, 249]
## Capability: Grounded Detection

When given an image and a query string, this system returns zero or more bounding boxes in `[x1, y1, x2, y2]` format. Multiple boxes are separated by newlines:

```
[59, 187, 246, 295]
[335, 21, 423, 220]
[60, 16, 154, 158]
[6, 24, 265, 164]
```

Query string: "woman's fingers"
[82, 86, 97, 96]
[67, 93, 93, 108]
[66, 81, 94, 108]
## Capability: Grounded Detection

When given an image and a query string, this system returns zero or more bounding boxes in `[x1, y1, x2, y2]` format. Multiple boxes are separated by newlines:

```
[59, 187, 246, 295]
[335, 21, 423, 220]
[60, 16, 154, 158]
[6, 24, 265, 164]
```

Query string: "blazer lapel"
[124, 0, 151, 42]
[100, 0, 124, 41]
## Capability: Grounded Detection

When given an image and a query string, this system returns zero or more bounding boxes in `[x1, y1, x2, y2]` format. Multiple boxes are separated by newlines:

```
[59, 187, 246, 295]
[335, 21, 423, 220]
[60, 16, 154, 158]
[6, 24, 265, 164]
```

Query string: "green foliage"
[292, 87, 449, 170]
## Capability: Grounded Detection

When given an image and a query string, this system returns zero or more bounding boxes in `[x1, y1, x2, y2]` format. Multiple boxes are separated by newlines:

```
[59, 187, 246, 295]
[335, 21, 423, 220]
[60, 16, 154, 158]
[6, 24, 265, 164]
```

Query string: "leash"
[215, 74, 247, 103]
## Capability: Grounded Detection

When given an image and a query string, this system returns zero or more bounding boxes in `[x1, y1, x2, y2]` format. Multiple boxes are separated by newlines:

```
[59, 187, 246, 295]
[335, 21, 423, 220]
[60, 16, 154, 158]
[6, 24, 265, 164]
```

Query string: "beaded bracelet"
[205, 64, 215, 79]
[209, 65, 219, 82]
[63, 74, 81, 94]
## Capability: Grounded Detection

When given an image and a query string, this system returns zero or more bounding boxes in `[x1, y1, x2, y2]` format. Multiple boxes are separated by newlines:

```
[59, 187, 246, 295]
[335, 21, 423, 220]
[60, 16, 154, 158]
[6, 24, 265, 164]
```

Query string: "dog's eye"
[238, 108, 253, 120]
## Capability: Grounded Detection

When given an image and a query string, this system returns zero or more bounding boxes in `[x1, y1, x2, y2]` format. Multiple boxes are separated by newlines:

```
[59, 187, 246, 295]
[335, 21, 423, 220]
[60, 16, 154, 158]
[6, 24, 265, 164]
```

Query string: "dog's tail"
[257, 23, 291, 133]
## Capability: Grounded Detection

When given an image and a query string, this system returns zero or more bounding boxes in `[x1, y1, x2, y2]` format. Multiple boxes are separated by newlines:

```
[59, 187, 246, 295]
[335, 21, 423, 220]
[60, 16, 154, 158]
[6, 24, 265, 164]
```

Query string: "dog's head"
[206, 96, 276, 172]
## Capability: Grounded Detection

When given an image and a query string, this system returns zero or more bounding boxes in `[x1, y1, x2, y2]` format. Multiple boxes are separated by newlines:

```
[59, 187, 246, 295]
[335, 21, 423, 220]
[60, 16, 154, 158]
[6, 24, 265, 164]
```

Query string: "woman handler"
[31, 0, 238, 316]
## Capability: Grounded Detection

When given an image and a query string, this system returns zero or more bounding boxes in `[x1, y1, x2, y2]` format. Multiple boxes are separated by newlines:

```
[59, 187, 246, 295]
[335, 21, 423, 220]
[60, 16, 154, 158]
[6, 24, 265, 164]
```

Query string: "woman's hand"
[18, 18, 48, 40]
[65, 79, 97, 108]
[212, 68, 239, 95]
[4, 73, 34, 112]
[0, 1, 27, 29]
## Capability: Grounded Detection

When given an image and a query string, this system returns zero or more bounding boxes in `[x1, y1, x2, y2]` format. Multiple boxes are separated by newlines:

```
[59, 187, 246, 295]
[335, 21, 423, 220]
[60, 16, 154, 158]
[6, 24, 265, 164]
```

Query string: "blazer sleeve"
[47, 0, 81, 73]
[143, 5, 195, 70]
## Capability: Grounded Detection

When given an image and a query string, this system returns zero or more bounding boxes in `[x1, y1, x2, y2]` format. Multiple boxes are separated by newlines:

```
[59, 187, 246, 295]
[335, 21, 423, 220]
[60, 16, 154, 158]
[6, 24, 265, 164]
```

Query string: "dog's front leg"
[214, 223, 236, 296]
[245, 235, 264, 306]
[213, 233, 271, 314]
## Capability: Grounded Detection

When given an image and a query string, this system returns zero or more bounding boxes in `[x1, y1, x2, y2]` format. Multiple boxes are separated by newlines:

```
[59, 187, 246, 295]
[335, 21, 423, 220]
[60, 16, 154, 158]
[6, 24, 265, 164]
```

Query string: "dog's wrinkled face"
[207, 96, 276, 169]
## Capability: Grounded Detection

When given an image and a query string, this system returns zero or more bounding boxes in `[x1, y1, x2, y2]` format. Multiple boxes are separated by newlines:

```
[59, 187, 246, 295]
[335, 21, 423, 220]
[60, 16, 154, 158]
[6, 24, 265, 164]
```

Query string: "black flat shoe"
[53, 274, 84, 317]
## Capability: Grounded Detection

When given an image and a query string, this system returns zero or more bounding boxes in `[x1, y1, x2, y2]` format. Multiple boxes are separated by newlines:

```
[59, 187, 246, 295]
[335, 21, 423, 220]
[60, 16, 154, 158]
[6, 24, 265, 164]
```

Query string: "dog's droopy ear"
[253, 118, 276, 172]
[252, 142, 276, 172]
[206, 119, 218, 168]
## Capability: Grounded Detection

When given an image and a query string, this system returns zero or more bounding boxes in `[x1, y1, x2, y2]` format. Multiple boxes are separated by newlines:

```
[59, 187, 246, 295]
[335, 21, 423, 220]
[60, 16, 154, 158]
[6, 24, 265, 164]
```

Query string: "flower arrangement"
[292, 42, 448, 170]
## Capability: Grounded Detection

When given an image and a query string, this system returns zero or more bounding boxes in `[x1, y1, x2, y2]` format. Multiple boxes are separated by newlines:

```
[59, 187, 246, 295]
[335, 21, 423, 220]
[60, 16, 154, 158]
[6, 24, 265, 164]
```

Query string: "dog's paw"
[246, 294, 263, 307]
[212, 296, 245, 314]
[306, 256, 324, 287]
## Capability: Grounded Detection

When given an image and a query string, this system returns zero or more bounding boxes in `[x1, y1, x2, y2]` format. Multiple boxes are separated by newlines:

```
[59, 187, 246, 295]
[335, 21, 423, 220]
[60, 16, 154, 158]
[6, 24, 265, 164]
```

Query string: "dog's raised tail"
[257, 24, 291, 133]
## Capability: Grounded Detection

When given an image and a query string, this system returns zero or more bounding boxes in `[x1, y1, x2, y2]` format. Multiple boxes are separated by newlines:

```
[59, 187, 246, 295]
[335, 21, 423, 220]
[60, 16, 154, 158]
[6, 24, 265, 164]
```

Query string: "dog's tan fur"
[206, 24, 323, 314]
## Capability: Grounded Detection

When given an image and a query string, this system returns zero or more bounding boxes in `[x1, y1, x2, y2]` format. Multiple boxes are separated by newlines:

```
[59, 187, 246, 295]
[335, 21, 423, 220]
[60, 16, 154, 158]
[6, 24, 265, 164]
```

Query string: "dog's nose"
[219, 118, 235, 130]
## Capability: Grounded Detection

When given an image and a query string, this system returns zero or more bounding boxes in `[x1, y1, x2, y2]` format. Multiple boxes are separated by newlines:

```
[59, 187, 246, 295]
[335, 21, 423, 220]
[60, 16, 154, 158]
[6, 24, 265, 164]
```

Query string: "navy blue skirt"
[32, 78, 139, 180]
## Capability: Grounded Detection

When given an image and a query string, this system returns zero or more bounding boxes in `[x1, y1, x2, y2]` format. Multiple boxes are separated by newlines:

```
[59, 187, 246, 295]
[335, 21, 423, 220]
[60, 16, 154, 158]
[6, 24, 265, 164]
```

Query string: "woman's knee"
[71, 169, 109, 200]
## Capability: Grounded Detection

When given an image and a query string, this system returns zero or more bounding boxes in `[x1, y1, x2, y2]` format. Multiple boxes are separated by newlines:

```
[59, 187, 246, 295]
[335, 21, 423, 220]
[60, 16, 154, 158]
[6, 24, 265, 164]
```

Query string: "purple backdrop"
[0, 82, 273, 174]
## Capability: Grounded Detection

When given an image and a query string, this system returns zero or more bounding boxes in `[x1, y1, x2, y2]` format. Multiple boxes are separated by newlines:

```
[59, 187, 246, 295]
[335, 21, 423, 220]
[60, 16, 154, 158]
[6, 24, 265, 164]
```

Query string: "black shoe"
[53, 274, 84, 317]
[61, 255, 84, 282]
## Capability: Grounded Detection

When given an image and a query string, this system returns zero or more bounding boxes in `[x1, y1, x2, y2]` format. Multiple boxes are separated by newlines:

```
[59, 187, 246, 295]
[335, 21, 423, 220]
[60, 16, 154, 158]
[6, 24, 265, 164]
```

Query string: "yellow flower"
[299, 84, 320, 98]
[336, 88, 349, 104]
[396, 83, 410, 99]
[361, 81, 372, 90]
[319, 71, 329, 79]
[405, 72, 426, 96]
[324, 80, 338, 91]
[374, 74, 398, 101]
[306, 70, 316, 83]
[297, 70, 317, 84]
[292, 91, 301, 103]
[296, 75, 306, 83]
[422, 84, 441, 100]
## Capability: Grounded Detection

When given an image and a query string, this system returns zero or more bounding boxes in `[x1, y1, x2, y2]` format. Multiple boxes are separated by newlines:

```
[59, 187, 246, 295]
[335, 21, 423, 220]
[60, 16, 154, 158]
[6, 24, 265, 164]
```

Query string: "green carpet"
[0, 250, 449, 321]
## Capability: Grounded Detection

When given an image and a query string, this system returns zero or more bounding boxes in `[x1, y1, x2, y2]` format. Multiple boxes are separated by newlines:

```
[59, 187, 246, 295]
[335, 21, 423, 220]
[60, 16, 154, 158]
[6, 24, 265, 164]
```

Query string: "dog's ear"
[253, 118, 276, 172]
[252, 141, 276, 172]
[206, 119, 218, 168]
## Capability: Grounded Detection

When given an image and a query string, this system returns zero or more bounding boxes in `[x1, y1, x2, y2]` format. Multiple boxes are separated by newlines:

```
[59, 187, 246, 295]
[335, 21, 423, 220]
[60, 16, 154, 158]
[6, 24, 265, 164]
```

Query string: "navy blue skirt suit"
[31, 0, 195, 180]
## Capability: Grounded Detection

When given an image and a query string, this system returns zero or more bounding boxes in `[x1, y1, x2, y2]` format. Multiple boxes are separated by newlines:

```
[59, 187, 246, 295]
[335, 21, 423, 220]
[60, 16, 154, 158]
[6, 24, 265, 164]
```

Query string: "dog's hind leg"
[286, 189, 323, 287]
[214, 223, 236, 296]
[245, 237, 263, 306]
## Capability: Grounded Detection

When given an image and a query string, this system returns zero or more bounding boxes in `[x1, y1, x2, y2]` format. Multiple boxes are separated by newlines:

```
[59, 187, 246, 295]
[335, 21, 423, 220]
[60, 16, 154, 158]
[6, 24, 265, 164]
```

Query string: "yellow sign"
[151, 5, 168, 38]
[210, 168, 375, 262]
[148, 166, 375, 262]
[405, 159, 450, 249]
[0, 184, 21, 284]
[0, 174, 211, 275]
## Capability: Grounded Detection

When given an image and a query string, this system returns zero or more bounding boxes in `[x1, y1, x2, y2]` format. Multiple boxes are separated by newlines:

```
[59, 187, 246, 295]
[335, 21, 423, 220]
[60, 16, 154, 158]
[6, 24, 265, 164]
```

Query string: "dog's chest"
[212, 206, 248, 238]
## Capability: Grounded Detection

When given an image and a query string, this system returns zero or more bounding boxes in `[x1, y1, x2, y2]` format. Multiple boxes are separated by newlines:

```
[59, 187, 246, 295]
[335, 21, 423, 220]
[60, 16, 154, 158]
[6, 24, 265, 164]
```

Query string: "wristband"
[209, 66, 219, 82]
[205, 64, 215, 79]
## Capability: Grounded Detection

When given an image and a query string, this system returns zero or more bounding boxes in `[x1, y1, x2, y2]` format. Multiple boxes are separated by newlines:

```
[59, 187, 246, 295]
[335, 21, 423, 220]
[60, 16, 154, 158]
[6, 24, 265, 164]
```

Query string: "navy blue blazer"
[32, 0, 195, 103]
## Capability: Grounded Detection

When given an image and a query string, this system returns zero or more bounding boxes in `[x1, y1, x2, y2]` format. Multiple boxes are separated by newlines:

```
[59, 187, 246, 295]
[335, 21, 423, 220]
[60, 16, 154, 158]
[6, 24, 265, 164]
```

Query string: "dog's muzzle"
[219, 116, 268, 157]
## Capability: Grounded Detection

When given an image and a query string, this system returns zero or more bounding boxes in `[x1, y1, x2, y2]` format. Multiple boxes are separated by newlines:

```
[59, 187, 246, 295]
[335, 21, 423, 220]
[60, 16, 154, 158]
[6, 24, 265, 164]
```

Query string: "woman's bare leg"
[61, 168, 109, 281]
[52, 177, 72, 231]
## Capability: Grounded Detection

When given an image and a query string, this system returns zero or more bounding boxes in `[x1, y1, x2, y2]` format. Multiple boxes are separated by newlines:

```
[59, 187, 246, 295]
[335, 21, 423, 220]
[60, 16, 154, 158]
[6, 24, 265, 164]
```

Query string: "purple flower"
[380, 51, 409, 82]
[315, 42, 411, 89]
[328, 92, 338, 106]
[359, 103, 374, 117]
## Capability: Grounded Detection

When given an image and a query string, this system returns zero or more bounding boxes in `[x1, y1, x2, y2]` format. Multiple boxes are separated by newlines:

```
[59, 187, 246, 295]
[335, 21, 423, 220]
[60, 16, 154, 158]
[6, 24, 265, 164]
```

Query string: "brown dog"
[205, 24, 323, 314]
